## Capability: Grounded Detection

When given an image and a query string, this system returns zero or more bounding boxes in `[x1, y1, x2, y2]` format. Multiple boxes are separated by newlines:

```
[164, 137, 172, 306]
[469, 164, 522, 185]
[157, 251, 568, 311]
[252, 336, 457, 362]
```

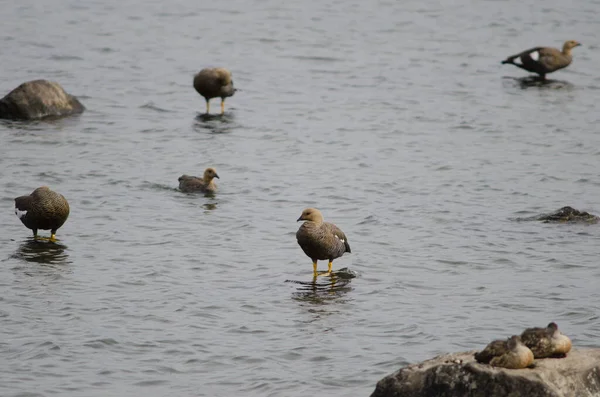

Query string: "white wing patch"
[529, 51, 540, 61]
[335, 235, 345, 243]
[15, 208, 27, 219]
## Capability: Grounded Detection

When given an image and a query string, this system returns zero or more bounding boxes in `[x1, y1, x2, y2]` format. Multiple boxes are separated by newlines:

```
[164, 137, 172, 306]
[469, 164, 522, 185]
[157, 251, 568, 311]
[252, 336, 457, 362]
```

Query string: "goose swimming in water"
[178, 167, 219, 193]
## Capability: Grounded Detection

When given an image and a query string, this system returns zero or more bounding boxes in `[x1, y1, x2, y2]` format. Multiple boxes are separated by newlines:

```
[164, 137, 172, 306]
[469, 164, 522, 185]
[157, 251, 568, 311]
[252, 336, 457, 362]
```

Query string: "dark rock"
[535, 207, 599, 224]
[370, 348, 600, 397]
[515, 206, 599, 224]
[0, 80, 85, 120]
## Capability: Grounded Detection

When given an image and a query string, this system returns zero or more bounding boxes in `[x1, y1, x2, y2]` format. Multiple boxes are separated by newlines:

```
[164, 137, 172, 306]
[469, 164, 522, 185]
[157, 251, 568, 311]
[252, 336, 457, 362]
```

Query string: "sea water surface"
[1, 0, 600, 396]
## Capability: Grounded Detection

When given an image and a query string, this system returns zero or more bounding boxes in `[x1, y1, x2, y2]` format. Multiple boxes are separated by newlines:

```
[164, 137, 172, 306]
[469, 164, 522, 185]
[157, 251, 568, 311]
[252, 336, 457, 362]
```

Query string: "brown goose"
[193, 68, 236, 114]
[296, 208, 351, 277]
[501, 40, 581, 80]
[520, 322, 572, 358]
[474, 339, 508, 364]
[14, 186, 70, 242]
[178, 167, 219, 193]
[475, 335, 534, 369]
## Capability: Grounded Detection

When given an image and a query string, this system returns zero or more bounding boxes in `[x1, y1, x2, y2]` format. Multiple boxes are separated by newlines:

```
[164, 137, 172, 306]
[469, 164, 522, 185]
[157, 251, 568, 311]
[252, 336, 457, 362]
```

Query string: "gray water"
[1, 0, 600, 396]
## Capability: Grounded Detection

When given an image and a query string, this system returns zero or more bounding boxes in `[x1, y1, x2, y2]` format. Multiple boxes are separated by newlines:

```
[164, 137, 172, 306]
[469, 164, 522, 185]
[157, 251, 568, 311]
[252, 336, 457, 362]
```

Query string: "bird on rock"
[14, 186, 70, 242]
[474, 335, 534, 369]
[520, 322, 572, 358]
[178, 167, 219, 193]
[296, 208, 351, 278]
[193, 68, 236, 114]
[501, 40, 581, 80]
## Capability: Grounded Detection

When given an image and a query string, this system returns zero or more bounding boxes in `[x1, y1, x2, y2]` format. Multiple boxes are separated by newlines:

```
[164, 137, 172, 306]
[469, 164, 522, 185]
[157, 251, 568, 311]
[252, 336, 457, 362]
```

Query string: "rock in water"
[537, 207, 599, 224]
[515, 206, 599, 224]
[371, 348, 600, 397]
[0, 80, 85, 120]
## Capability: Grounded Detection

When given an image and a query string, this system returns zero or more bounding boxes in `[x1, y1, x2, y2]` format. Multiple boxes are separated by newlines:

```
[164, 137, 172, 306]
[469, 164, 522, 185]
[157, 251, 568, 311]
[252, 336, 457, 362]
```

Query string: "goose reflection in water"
[193, 112, 236, 134]
[502, 76, 575, 90]
[288, 269, 356, 304]
[12, 238, 70, 266]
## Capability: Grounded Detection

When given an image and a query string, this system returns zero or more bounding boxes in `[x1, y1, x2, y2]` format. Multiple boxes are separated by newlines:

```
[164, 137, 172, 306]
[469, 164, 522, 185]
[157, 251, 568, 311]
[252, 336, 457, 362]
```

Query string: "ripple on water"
[1, 1, 600, 397]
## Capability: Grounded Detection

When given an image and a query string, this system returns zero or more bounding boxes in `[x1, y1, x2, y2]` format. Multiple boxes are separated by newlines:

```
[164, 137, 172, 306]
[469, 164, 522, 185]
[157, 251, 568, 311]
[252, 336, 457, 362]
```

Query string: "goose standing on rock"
[501, 40, 581, 80]
[193, 68, 236, 114]
[296, 208, 351, 278]
[475, 335, 534, 369]
[178, 167, 219, 193]
[520, 322, 572, 358]
[14, 186, 70, 242]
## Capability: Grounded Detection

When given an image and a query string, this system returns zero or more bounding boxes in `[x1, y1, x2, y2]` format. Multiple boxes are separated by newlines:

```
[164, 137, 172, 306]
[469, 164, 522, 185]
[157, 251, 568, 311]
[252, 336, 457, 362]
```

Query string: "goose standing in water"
[193, 68, 236, 114]
[501, 40, 581, 80]
[14, 186, 70, 242]
[296, 208, 351, 278]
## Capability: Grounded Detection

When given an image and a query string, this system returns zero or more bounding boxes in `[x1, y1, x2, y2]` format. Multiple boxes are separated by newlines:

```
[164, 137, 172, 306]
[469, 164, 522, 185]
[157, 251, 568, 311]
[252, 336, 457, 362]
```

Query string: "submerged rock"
[0, 80, 85, 120]
[517, 206, 599, 224]
[371, 348, 600, 397]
